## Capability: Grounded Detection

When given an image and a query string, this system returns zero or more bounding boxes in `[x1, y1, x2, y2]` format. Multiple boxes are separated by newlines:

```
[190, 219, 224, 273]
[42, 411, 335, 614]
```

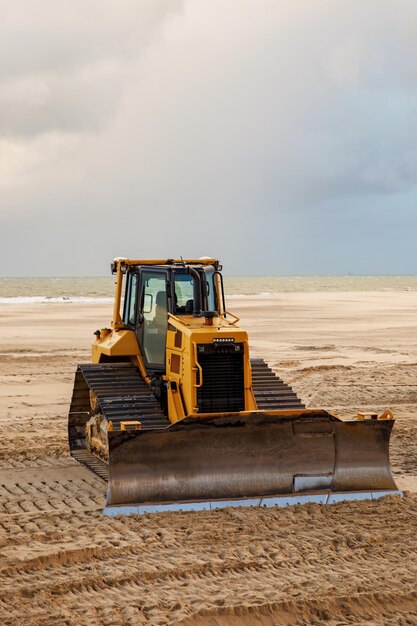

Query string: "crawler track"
[251, 358, 305, 410]
[68, 363, 170, 481]
[69, 360, 304, 484]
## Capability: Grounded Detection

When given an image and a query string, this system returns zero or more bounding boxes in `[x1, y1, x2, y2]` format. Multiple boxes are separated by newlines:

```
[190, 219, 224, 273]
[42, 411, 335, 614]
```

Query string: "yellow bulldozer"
[68, 258, 400, 515]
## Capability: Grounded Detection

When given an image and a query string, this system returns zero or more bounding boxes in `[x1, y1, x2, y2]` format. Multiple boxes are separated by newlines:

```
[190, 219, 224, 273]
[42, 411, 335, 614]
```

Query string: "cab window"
[140, 272, 167, 368]
[173, 268, 218, 314]
[174, 273, 195, 314]
[123, 272, 139, 326]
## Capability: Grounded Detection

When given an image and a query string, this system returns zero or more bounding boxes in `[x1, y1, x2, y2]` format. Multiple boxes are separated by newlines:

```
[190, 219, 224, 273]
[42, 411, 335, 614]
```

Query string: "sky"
[0, 0, 416, 276]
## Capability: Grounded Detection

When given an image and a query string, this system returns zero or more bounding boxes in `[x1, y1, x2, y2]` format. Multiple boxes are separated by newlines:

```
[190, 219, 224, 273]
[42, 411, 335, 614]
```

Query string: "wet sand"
[1, 292, 417, 625]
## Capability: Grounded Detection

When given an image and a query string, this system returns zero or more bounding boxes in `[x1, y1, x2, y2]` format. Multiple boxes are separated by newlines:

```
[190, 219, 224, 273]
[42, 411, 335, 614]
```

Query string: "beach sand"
[1, 292, 417, 625]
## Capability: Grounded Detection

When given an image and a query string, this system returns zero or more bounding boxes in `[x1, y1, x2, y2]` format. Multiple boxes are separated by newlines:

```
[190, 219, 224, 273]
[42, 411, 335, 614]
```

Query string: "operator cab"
[122, 263, 222, 372]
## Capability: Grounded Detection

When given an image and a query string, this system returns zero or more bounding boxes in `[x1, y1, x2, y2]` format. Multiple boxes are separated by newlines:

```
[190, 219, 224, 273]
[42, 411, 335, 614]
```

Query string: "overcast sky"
[0, 1, 416, 276]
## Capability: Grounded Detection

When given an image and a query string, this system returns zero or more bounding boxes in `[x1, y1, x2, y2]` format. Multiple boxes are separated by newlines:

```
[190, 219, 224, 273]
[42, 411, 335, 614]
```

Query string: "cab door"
[137, 269, 169, 370]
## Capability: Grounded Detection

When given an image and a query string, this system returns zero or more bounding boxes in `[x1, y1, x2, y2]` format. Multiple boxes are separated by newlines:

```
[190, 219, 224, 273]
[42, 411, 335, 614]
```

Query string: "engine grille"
[196, 343, 245, 413]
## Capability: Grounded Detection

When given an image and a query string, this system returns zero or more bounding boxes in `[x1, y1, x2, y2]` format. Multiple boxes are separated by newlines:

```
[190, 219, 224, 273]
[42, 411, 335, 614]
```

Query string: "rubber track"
[69, 360, 304, 483]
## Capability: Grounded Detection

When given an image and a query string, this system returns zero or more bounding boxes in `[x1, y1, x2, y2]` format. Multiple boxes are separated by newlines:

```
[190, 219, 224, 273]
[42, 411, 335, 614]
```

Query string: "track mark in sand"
[0, 415, 66, 428]
[293, 344, 337, 352]
[0, 419, 69, 467]
[281, 362, 417, 443]
[0, 445, 70, 468]
[2, 539, 417, 626]
[1, 495, 416, 626]
[184, 588, 417, 626]
[389, 416, 417, 476]
[289, 363, 354, 378]
[0, 547, 265, 601]
[0, 455, 74, 469]
[0, 466, 105, 519]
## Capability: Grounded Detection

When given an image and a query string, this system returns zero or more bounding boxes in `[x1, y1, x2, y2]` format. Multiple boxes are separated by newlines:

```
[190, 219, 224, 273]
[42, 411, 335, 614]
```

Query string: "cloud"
[0, 0, 183, 137]
[1, 0, 417, 275]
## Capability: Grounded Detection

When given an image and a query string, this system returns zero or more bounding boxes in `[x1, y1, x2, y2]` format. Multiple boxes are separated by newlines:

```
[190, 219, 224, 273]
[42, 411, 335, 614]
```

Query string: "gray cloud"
[0, 0, 183, 136]
[1, 0, 417, 276]
[0, 1, 183, 79]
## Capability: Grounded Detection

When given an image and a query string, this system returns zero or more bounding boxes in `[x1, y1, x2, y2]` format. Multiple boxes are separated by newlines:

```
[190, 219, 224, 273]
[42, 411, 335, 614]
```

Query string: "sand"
[0, 292, 417, 625]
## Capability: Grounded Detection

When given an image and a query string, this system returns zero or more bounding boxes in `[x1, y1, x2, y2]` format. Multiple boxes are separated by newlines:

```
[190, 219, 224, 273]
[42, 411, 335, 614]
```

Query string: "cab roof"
[111, 258, 220, 274]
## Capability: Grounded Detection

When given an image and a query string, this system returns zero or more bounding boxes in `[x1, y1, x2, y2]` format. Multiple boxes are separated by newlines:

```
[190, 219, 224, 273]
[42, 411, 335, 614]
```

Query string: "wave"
[227, 292, 277, 298]
[0, 296, 114, 305]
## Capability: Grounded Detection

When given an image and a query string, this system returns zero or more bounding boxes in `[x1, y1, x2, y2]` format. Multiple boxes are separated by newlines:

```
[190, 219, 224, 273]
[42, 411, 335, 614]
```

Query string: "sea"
[0, 275, 416, 304]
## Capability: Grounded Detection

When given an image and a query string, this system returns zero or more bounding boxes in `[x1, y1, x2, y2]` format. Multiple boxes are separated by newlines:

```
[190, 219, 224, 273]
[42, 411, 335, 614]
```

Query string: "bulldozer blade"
[104, 410, 401, 515]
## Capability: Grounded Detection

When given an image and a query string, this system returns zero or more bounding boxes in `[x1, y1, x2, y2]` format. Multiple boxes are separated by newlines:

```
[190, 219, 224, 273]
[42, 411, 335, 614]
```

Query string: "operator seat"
[153, 291, 167, 330]
[185, 299, 194, 315]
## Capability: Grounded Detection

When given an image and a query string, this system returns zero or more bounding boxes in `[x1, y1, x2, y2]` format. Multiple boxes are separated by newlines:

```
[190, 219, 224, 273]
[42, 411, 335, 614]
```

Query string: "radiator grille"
[196, 344, 245, 413]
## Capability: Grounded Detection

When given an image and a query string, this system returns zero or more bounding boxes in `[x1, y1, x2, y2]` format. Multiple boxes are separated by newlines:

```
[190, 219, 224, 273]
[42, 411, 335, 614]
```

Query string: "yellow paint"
[92, 328, 139, 362]
[92, 258, 264, 425]
[120, 421, 142, 431]
[112, 264, 124, 329]
[114, 258, 217, 268]
[165, 313, 257, 423]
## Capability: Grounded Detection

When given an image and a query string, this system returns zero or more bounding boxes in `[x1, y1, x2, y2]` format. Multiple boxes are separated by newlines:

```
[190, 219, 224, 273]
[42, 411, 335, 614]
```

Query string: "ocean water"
[0, 275, 417, 304]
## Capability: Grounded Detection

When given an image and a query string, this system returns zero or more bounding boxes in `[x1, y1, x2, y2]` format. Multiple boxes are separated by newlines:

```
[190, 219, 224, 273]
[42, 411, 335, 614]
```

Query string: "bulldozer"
[68, 258, 400, 515]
